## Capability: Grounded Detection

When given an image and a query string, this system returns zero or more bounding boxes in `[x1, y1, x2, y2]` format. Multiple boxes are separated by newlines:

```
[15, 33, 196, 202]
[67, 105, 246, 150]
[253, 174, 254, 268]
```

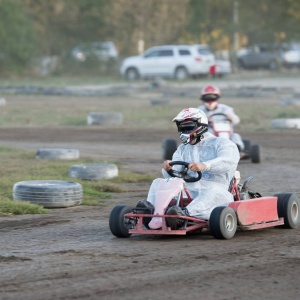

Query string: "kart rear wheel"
[250, 144, 261, 163]
[242, 139, 251, 152]
[109, 205, 135, 238]
[162, 138, 177, 160]
[209, 206, 237, 239]
[275, 193, 300, 229]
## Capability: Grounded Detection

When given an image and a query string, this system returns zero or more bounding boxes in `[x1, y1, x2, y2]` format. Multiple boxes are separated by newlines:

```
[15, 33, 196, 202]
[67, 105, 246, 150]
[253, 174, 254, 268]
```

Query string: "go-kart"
[162, 113, 260, 163]
[109, 161, 300, 239]
[208, 113, 260, 163]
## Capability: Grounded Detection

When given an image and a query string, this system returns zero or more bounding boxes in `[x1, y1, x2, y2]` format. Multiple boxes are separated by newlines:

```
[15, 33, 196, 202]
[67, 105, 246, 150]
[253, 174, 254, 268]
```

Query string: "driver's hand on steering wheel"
[188, 162, 207, 172]
[226, 114, 233, 121]
[163, 160, 172, 171]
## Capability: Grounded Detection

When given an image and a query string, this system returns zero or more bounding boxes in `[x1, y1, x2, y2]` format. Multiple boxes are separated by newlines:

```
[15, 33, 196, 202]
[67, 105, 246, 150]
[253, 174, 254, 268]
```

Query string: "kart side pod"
[229, 196, 284, 229]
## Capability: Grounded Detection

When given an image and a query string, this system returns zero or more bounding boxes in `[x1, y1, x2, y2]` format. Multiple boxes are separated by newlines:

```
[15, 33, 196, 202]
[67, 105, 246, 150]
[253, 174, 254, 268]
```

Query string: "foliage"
[1, 0, 300, 74]
[0, 0, 36, 73]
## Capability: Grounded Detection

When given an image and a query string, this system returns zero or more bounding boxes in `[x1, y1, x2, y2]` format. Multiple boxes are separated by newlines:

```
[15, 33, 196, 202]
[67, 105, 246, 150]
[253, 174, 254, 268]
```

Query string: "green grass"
[1, 88, 299, 130]
[0, 146, 154, 215]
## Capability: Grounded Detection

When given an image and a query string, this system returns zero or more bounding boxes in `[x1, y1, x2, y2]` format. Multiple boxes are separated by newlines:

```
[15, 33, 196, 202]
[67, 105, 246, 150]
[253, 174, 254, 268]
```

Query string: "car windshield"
[197, 48, 212, 55]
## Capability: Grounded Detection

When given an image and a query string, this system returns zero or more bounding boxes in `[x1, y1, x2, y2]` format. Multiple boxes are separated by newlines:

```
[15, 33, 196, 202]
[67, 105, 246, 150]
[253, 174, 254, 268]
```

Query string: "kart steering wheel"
[167, 161, 202, 182]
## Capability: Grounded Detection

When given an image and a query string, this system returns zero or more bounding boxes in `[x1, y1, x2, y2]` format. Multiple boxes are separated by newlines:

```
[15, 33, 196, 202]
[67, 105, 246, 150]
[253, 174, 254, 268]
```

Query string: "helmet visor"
[178, 121, 198, 134]
[201, 94, 219, 102]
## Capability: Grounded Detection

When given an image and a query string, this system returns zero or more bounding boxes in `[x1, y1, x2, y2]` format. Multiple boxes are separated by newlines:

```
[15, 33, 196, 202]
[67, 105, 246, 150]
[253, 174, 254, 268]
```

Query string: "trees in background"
[108, 0, 189, 55]
[0, 0, 300, 74]
[0, 0, 36, 71]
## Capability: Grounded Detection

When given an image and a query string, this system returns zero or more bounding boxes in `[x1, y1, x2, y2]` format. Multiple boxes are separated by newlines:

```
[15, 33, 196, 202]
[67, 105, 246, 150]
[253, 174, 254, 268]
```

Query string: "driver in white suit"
[198, 84, 244, 151]
[140, 108, 240, 229]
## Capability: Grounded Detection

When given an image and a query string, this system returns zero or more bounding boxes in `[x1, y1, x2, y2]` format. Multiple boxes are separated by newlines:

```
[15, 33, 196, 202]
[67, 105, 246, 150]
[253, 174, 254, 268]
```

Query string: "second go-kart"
[208, 113, 260, 163]
[162, 113, 261, 163]
[109, 161, 300, 239]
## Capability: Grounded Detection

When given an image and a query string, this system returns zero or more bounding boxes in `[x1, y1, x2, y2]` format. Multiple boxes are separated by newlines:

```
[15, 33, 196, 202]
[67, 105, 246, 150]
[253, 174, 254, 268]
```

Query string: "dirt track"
[0, 81, 300, 299]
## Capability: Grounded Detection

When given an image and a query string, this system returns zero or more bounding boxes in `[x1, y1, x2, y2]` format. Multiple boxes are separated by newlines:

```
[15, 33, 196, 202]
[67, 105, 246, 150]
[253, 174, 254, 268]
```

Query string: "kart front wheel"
[275, 193, 300, 229]
[209, 206, 237, 239]
[109, 205, 135, 238]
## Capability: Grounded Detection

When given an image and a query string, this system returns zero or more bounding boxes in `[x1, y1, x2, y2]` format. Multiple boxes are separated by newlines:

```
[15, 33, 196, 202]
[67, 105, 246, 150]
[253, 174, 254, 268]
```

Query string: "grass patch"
[0, 147, 152, 215]
[0, 198, 48, 216]
[277, 111, 300, 118]
[110, 172, 156, 183]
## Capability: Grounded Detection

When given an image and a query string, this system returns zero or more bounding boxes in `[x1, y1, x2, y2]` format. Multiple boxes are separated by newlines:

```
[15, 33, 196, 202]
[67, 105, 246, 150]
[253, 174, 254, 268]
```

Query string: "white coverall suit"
[147, 132, 240, 220]
[198, 103, 244, 150]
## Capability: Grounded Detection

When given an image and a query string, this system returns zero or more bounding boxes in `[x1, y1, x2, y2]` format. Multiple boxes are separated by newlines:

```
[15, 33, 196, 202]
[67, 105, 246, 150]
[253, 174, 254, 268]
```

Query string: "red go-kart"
[109, 161, 300, 239]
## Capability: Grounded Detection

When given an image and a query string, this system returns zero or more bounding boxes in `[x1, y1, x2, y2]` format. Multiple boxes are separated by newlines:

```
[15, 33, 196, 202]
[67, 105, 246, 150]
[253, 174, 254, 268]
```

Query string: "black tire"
[162, 138, 177, 160]
[209, 206, 237, 239]
[125, 68, 139, 80]
[174, 67, 188, 80]
[109, 205, 135, 238]
[13, 180, 83, 208]
[250, 144, 261, 163]
[275, 193, 300, 229]
[242, 139, 251, 152]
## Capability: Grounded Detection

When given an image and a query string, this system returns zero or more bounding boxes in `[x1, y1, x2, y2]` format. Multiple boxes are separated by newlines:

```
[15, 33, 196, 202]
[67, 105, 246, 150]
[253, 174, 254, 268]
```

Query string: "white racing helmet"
[172, 108, 208, 145]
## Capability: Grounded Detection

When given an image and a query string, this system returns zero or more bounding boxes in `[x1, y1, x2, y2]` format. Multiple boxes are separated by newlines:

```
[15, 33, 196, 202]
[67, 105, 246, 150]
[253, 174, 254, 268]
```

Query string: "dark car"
[237, 44, 281, 70]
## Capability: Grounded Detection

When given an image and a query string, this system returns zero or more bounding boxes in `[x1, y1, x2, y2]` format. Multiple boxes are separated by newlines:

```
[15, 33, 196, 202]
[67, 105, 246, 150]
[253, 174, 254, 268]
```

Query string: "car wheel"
[162, 138, 177, 160]
[109, 205, 135, 238]
[174, 67, 188, 80]
[125, 68, 139, 80]
[275, 193, 300, 229]
[209, 206, 237, 239]
[238, 59, 246, 69]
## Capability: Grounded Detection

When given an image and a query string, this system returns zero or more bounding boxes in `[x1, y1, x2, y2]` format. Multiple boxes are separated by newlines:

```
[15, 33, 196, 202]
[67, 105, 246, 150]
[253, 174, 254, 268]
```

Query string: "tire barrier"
[36, 148, 80, 160]
[69, 164, 118, 181]
[13, 180, 83, 208]
[280, 98, 300, 106]
[271, 118, 300, 129]
[150, 99, 169, 105]
[0, 98, 6, 106]
[87, 112, 123, 126]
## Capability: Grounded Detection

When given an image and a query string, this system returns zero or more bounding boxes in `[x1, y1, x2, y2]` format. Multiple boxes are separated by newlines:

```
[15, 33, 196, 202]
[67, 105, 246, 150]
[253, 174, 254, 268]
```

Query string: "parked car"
[237, 44, 282, 70]
[280, 42, 300, 68]
[71, 41, 119, 62]
[120, 44, 216, 80]
[214, 59, 232, 76]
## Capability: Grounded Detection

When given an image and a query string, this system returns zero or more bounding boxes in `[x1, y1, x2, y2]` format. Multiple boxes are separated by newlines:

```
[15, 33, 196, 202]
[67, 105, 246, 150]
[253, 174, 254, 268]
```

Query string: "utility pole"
[233, 0, 239, 72]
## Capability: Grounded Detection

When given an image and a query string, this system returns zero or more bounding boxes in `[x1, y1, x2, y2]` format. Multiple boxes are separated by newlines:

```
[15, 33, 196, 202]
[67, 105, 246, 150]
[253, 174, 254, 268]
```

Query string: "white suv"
[120, 44, 215, 80]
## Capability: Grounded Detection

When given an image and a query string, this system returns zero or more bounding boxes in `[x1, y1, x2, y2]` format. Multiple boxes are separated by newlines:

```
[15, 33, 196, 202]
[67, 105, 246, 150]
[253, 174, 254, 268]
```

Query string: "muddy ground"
[0, 80, 300, 300]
